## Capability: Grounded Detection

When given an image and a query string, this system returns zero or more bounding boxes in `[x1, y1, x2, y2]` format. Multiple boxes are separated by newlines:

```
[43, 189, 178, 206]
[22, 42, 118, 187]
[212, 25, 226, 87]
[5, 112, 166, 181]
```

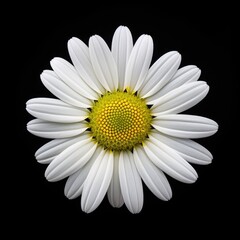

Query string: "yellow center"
[89, 91, 152, 151]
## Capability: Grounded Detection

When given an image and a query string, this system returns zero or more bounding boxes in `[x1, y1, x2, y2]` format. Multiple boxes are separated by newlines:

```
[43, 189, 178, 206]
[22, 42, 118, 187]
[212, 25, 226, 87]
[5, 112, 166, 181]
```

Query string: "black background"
[13, 3, 236, 237]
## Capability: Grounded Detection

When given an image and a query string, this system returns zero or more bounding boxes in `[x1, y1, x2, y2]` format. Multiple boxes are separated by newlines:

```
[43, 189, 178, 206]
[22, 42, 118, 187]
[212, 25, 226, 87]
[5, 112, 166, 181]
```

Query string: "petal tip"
[26, 99, 31, 105]
[67, 37, 79, 47]
[81, 201, 92, 214]
[44, 166, 55, 182]
[188, 172, 198, 184]
[175, 51, 182, 60]
[170, 50, 180, 55]
[40, 70, 49, 77]
[45, 173, 57, 182]
[211, 121, 219, 133]
[144, 34, 153, 43]
[64, 188, 71, 199]
[117, 25, 125, 30]
[68, 36, 77, 42]
[50, 57, 58, 66]
[205, 158, 213, 165]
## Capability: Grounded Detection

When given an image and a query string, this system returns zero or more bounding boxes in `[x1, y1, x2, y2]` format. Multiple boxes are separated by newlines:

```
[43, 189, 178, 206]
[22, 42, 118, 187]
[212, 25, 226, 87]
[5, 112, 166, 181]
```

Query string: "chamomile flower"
[26, 26, 218, 213]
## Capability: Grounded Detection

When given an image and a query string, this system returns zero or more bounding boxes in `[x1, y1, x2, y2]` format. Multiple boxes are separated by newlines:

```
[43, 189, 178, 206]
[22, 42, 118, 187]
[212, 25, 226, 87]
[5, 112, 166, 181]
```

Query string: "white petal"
[50, 58, 99, 100]
[27, 119, 88, 139]
[81, 150, 113, 213]
[119, 151, 143, 214]
[35, 134, 89, 164]
[89, 35, 118, 92]
[146, 65, 201, 103]
[143, 139, 198, 183]
[68, 37, 105, 94]
[139, 51, 181, 98]
[150, 81, 209, 114]
[41, 70, 92, 108]
[26, 98, 89, 123]
[124, 35, 153, 93]
[134, 146, 172, 200]
[152, 114, 218, 138]
[64, 146, 103, 199]
[107, 151, 124, 208]
[111, 26, 133, 91]
[45, 135, 97, 182]
[149, 130, 213, 165]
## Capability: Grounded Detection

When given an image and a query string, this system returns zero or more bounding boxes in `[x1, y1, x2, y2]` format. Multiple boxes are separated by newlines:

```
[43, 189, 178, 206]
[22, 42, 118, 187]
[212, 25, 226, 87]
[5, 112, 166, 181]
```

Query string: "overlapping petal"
[45, 133, 97, 182]
[64, 146, 103, 199]
[124, 35, 153, 93]
[81, 150, 113, 213]
[107, 151, 124, 208]
[134, 146, 172, 200]
[152, 114, 218, 138]
[27, 119, 88, 138]
[26, 98, 89, 123]
[50, 57, 99, 100]
[119, 151, 143, 214]
[143, 138, 198, 183]
[149, 130, 213, 165]
[89, 35, 118, 92]
[35, 135, 90, 164]
[139, 51, 181, 98]
[111, 26, 133, 91]
[41, 70, 92, 108]
[68, 37, 105, 94]
[146, 65, 201, 103]
[150, 81, 209, 114]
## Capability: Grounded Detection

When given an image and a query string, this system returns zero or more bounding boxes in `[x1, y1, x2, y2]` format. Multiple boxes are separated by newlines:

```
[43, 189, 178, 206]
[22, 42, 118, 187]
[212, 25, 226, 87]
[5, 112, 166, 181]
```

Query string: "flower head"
[26, 26, 218, 213]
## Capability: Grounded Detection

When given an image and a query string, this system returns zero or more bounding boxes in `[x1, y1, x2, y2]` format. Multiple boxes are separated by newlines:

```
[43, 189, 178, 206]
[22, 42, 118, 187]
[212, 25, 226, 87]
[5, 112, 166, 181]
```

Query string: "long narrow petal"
[150, 81, 209, 114]
[89, 35, 118, 92]
[81, 150, 113, 213]
[27, 119, 88, 139]
[68, 37, 105, 94]
[119, 151, 143, 214]
[152, 114, 218, 138]
[139, 51, 181, 98]
[45, 135, 97, 182]
[149, 130, 213, 165]
[41, 70, 92, 108]
[64, 146, 103, 199]
[124, 35, 153, 93]
[107, 151, 124, 208]
[26, 98, 89, 123]
[146, 65, 201, 103]
[35, 134, 90, 164]
[111, 26, 133, 91]
[50, 58, 99, 100]
[134, 146, 172, 200]
[143, 139, 198, 183]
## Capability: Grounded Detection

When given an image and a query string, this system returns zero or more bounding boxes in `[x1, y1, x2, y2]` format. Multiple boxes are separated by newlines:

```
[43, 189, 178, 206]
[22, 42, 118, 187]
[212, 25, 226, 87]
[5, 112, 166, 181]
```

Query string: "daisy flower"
[26, 26, 218, 213]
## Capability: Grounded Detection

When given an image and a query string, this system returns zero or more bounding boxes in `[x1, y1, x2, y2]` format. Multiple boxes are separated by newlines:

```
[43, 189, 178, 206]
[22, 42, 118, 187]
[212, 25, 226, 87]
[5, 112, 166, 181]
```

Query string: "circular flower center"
[89, 91, 152, 151]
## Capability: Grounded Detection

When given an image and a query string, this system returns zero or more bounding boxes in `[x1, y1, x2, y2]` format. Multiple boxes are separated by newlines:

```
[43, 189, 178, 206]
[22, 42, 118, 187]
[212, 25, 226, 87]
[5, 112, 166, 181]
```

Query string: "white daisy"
[26, 26, 218, 214]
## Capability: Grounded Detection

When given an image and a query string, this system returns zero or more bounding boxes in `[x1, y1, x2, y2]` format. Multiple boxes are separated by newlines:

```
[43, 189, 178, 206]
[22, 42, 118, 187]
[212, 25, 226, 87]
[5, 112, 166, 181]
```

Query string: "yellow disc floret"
[89, 91, 152, 151]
